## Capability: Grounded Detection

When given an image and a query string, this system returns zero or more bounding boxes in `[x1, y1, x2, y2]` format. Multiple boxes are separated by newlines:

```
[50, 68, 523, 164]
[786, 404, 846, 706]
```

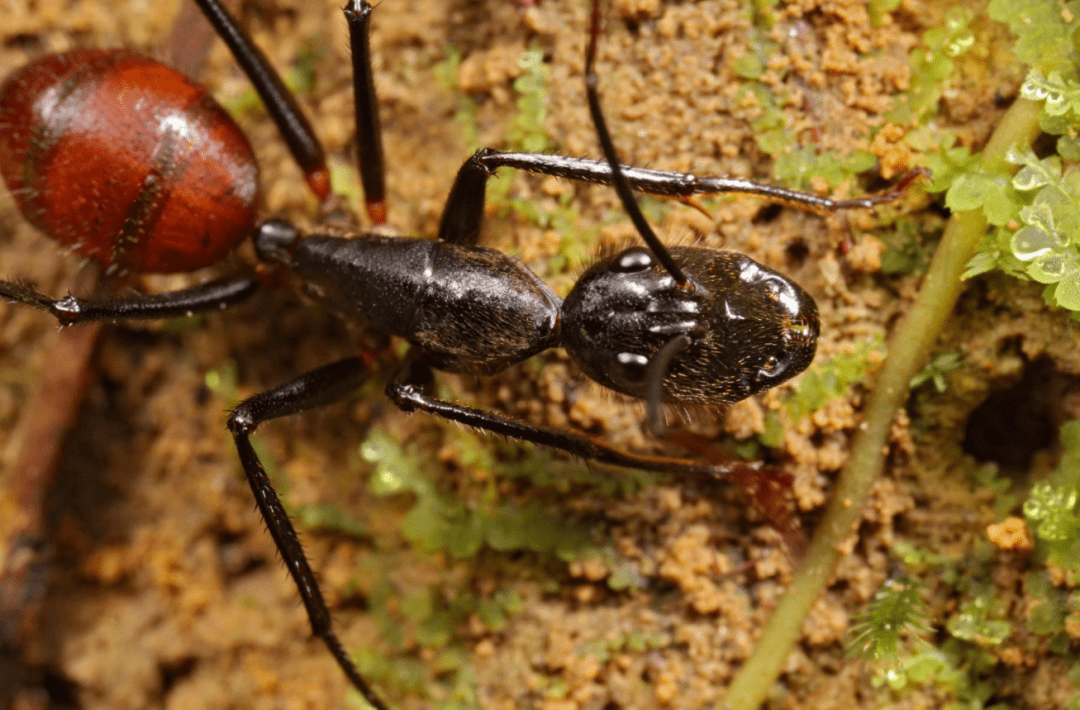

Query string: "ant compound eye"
[611, 351, 649, 388]
[611, 246, 654, 273]
[756, 350, 799, 383]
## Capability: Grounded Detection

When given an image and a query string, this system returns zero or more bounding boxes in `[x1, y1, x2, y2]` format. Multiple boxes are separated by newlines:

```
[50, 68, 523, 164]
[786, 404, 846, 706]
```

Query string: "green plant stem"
[720, 98, 1043, 710]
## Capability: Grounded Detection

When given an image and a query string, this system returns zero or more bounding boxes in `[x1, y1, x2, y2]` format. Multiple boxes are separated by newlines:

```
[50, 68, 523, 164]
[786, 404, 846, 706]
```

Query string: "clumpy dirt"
[1, 1, 1077, 709]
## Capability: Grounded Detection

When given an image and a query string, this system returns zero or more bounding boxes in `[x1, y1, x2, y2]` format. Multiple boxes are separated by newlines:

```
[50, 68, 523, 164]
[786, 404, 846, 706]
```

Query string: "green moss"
[848, 544, 1023, 706]
[505, 49, 553, 154]
[433, 45, 482, 153]
[988, 0, 1080, 75]
[849, 577, 931, 662]
[880, 215, 939, 275]
[946, 592, 1013, 646]
[755, 337, 887, 449]
[866, 420, 1080, 706]
[971, 463, 1021, 519]
[362, 426, 594, 556]
[1023, 419, 1080, 572]
[772, 147, 878, 192]
[909, 351, 963, 393]
[886, 7, 975, 125]
[782, 335, 887, 424]
[493, 438, 661, 499]
[579, 630, 671, 663]
[738, 49, 882, 192]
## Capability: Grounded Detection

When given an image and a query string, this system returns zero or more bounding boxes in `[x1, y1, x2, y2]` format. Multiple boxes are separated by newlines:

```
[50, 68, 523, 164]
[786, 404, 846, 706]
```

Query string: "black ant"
[0, 1, 917, 706]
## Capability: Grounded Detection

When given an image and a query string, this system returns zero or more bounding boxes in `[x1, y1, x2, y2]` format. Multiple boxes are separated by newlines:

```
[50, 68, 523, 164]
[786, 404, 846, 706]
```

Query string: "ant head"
[561, 245, 819, 405]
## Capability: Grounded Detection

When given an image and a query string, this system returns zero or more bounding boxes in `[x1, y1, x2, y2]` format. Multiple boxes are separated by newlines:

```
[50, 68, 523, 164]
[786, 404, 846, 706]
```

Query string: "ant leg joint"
[385, 361, 435, 412]
[49, 295, 81, 326]
[343, 0, 373, 23]
[253, 219, 300, 266]
[226, 409, 257, 437]
[471, 147, 501, 174]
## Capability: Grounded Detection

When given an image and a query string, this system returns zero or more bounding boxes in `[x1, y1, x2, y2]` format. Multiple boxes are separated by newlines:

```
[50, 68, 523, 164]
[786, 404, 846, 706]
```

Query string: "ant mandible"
[0, 0, 916, 706]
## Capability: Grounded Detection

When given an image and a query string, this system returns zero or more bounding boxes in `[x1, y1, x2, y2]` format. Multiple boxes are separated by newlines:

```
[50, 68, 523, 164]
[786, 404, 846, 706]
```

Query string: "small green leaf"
[476, 598, 508, 630]
[905, 652, 947, 683]
[1028, 598, 1066, 635]
[1054, 271, 1080, 311]
[1021, 69, 1080, 117]
[733, 52, 764, 79]
[1024, 482, 1079, 542]
[363, 429, 427, 497]
[1012, 225, 1057, 260]
[296, 503, 369, 539]
[1069, 661, 1080, 688]
[400, 587, 435, 623]
[446, 513, 487, 559]
[401, 497, 451, 552]
[946, 172, 1002, 212]
[1060, 420, 1080, 453]
[962, 248, 999, 279]
[1059, 135, 1080, 160]
[1027, 251, 1070, 283]
[1014, 165, 1051, 191]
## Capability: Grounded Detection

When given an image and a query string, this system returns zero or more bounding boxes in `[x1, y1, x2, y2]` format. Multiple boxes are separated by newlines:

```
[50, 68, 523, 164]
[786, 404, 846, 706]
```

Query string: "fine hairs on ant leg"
[0, 1, 921, 705]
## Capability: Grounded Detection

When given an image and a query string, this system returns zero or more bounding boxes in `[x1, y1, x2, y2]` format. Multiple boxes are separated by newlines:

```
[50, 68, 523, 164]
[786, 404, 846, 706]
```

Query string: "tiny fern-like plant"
[849, 577, 931, 663]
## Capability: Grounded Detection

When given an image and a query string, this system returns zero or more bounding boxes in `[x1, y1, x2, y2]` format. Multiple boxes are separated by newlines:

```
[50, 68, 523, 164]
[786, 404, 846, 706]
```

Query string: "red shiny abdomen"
[0, 49, 258, 273]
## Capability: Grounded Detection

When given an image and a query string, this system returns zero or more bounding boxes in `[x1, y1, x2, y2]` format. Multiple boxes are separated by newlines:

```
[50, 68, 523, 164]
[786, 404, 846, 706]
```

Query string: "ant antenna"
[586, 0, 701, 431]
[644, 333, 691, 435]
[585, 0, 689, 287]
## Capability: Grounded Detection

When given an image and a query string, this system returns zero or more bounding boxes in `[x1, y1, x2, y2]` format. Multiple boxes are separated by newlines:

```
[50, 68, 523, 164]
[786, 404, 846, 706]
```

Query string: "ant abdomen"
[0, 49, 259, 274]
[562, 245, 819, 405]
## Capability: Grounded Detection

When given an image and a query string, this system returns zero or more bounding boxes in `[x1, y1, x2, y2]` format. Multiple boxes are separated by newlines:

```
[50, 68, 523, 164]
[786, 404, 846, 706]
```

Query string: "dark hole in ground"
[37, 667, 80, 709]
[963, 358, 1061, 471]
[785, 240, 810, 268]
[159, 656, 198, 697]
[751, 202, 783, 225]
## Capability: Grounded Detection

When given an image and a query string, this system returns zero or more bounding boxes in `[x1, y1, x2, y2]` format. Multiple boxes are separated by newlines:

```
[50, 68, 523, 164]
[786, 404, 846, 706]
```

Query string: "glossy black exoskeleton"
[254, 221, 562, 377]
[252, 222, 818, 406]
[563, 245, 818, 404]
[0, 0, 916, 706]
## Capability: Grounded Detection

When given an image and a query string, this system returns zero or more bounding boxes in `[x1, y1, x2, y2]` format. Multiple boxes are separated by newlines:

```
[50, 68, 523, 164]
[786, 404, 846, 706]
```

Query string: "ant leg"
[386, 361, 758, 478]
[0, 275, 258, 326]
[437, 151, 493, 246]
[226, 357, 389, 710]
[190, 0, 331, 202]
[436, 150, 925, 247]
[344, 1, 387, 225]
